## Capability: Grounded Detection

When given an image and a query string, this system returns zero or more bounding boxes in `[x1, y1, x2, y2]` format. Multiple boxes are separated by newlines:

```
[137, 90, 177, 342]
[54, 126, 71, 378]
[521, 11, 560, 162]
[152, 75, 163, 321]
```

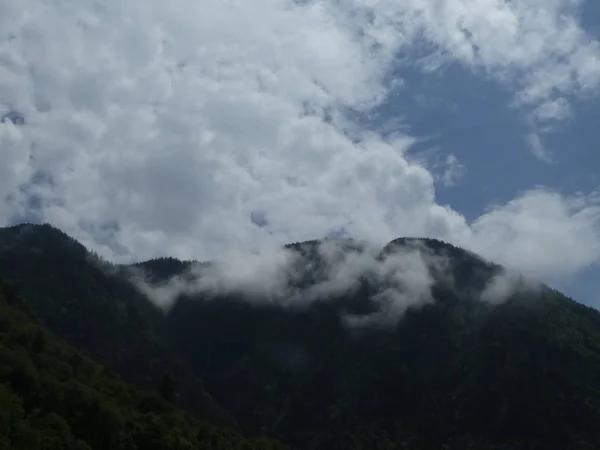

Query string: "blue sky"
[1, 0, 599, 308]
[379, 57, 600, 304]
[371, 59, 600, 304]
[384, 57, 600, 304]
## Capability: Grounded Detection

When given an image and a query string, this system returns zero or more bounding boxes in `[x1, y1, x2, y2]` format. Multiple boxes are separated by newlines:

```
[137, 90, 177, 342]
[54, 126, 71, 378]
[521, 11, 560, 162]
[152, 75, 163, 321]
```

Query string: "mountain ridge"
[2, 222, 600, 449]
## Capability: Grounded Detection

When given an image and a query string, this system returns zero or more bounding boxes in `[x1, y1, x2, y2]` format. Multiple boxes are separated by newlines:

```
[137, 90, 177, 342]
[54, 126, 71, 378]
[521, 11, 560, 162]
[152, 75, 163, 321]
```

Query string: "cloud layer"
[128, 239, 440, 326]
[1, 0, 600, 290]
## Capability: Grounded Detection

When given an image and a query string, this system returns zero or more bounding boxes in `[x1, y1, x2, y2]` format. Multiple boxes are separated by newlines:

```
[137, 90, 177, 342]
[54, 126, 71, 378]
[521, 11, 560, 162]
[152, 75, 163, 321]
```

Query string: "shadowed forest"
[2, 223, 600, 449]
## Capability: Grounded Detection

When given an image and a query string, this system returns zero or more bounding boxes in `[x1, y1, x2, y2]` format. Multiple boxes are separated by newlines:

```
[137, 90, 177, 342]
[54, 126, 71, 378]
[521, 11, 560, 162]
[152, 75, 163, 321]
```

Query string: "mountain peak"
[2, 223, 600, 449]
[0, 222, 87, 259]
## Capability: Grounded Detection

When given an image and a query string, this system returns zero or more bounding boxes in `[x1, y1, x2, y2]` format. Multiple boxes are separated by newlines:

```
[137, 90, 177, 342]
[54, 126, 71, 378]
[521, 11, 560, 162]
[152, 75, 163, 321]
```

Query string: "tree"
[158, 373, 176, 403]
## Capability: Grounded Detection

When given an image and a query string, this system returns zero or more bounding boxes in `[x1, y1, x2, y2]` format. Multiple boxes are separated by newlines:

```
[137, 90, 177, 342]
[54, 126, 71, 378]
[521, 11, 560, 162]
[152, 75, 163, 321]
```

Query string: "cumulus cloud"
[1, 0, 600, 294]
[465, 189, 600, 280]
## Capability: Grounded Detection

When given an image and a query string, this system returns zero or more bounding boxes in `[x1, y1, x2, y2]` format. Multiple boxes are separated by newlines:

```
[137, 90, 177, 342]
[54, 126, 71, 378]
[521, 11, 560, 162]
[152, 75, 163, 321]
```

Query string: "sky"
[1, 0, 599, 307]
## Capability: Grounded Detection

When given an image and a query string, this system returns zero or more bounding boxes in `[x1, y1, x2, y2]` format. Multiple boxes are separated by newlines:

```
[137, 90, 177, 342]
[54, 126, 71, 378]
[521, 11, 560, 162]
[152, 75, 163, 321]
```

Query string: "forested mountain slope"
[2, 223, 600, 449]
[0, 277, 287, 450]
[159, 239, 600, 450]
[0, 224, 232, 426]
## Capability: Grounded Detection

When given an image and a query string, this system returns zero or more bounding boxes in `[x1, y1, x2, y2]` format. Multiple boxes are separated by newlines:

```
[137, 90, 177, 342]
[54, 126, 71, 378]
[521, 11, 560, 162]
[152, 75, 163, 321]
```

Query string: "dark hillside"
[160, 239, 600, 449]
[0, 277, 287, 450]
[2, 224, 600, 449]
[0, 224, 229, 425]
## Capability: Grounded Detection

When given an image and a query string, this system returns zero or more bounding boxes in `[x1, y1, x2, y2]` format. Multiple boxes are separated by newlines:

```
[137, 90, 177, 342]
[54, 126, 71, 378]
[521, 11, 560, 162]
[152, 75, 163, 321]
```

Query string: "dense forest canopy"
[1, 223, 600, 449]
[0, 276, 287, 450]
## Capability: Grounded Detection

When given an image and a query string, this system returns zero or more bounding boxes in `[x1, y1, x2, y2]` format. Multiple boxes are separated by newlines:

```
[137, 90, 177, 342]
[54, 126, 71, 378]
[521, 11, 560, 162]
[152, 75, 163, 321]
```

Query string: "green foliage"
[164, 239, 600, 450]
[3, 224, 600, 450]
[0, 223, 230, 425]
[158, 373, 176, 403]
[0, 278, 287, 450]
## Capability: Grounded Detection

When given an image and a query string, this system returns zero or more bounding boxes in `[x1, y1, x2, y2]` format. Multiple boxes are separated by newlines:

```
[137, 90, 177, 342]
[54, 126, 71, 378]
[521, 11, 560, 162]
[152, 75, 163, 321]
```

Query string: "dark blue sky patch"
[1, 110, 25, 126]
[29, 170, 54, 186]
[325, 225, 350, 239]
[361, 60, 600, 222]
[250, 210, 269, 228]
[581, 1, 600, 35]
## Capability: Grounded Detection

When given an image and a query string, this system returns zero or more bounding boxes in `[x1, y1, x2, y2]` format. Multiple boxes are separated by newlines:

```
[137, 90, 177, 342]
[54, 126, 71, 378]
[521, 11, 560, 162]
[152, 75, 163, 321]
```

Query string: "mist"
[126, 238, 451, 326]
[480, 270, 544, 304]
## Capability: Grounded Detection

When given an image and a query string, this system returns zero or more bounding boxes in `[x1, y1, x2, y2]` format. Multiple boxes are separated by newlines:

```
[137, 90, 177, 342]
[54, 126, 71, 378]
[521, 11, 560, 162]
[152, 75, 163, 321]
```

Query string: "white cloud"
[531, 98, 573, 123]
[480, 270, 543, 304]
[465, 189, 600, 280]
[129, 239, 438, 325]
[525, 132, 554, 162]
[440, 154, 467, 187]
[1, 0, 600, 293]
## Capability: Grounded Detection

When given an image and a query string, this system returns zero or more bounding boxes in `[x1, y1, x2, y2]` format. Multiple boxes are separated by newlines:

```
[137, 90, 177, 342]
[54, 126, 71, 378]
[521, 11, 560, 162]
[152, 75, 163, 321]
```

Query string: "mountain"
[1, 223, 600, 449]
[159, 238, 600, 449]
[0, 224, 230, 425]
[0, 277, 287, 450]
